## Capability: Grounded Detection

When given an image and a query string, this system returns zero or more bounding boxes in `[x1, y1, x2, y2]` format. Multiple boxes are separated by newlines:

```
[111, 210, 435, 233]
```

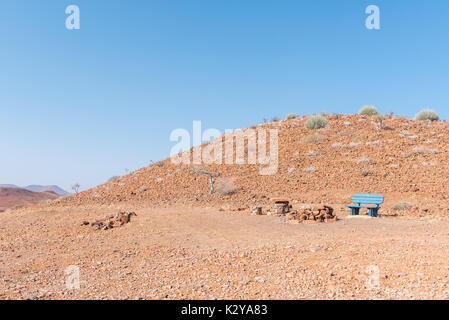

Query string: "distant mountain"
[0, 184, 19, 189]
[0, 187, 60, 212]
[0, 184, 71, 196]
[24, 185, 71, 196]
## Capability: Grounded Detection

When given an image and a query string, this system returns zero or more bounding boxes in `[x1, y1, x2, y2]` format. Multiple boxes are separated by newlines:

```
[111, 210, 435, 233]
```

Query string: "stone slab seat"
[345, 194, 384, 217]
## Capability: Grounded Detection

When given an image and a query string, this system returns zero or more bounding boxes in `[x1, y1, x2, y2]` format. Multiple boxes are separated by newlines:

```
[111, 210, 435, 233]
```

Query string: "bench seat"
[346, 194, 384, 217]
[345, 205, 379, 209]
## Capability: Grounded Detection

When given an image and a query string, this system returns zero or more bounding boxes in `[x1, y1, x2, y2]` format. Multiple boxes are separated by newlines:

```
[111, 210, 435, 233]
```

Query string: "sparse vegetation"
[357, 157, 370, 164]
[347, 141, 361, 148]
[359, 105, 379, 116]
[307, 150, 318, 158]
[392, 201, 412, 211]
[215, 177, 237, 196]
[372, 114, 385, 129]
[366, 140, 381, 146]
[332, 142, 343, 148]
[360, 169, 371, 177]
[415, 109, 439, 121]
[286, 113, 297, 120]
[304, 116, 328, 130]
[413, 146, 426, 154]
[190, 166, 220, 194]
[301, 133, 326, 144]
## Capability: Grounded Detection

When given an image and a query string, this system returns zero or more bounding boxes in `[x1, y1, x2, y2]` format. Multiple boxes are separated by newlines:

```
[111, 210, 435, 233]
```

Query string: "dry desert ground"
[1, 206, 449, 300]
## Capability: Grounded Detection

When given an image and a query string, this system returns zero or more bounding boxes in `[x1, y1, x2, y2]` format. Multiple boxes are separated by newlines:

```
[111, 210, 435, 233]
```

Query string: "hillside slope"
[52, 114, 449, 216]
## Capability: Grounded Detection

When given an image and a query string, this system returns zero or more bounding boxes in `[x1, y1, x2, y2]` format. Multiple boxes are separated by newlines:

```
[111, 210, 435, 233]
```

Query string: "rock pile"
[287, 205, 337, 224]
[82, 211, 137, 231]
[252, 200, 337, 224]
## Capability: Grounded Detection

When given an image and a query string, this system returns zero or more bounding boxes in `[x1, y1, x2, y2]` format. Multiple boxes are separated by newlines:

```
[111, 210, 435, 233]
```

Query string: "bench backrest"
[352, 194, 384, 205]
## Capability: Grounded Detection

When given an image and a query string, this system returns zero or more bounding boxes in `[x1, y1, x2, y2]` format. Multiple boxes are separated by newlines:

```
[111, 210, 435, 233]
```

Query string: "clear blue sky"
[1, 0, 448, 191]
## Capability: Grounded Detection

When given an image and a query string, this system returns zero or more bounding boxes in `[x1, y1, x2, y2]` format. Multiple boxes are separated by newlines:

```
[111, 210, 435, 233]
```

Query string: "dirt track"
[1, 207, 449, 300]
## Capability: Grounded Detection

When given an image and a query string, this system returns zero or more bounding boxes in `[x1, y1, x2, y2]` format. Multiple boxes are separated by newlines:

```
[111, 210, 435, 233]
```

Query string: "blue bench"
[346, 194, 384, 217]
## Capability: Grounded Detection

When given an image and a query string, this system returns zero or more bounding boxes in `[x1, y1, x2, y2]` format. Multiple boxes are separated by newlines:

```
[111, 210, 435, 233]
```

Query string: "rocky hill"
[49, 114, 449, 217]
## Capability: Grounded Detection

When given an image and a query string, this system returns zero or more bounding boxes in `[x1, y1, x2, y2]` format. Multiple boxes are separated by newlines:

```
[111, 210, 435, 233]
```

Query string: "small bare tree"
[373, 114, 385, 130]
[71, 183, 80, 194]
[189, 166, 220, 194]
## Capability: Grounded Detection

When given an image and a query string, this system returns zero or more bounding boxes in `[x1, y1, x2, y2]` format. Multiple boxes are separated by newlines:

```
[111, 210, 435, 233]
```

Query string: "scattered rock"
[87, 212, 137, 231]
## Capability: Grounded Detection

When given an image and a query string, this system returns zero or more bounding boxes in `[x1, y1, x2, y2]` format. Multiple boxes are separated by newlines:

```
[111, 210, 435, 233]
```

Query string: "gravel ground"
[1, 207, 449, 300]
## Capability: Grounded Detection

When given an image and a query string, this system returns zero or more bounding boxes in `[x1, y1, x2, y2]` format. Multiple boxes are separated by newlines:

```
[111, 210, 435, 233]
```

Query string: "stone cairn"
[251, 199, 337, 224]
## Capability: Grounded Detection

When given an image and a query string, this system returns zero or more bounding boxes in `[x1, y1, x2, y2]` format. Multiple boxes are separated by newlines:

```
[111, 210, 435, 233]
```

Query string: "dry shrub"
[139, 186, 149, 192]
[339, 130, 352, 136]
[347, 141, 361, 148]
[304, 116, 328, 129]
[307, 150, 318, 158]
[301, 134, 326, 144]
[392, 202, 412, 211]
[332, 142, 343, 148]
[359, 105, 379, 116]
[415, 109, 439, 121]
[357, 157, 370, 164]
[360, 169, 371, 177]
[413, 146, 426, 154]
[215, 178, 238, 195]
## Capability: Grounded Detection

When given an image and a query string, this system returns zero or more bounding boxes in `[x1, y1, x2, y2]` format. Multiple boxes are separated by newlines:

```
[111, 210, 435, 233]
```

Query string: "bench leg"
[369, 208, 378, 217]
[350, 208, 360, 216]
